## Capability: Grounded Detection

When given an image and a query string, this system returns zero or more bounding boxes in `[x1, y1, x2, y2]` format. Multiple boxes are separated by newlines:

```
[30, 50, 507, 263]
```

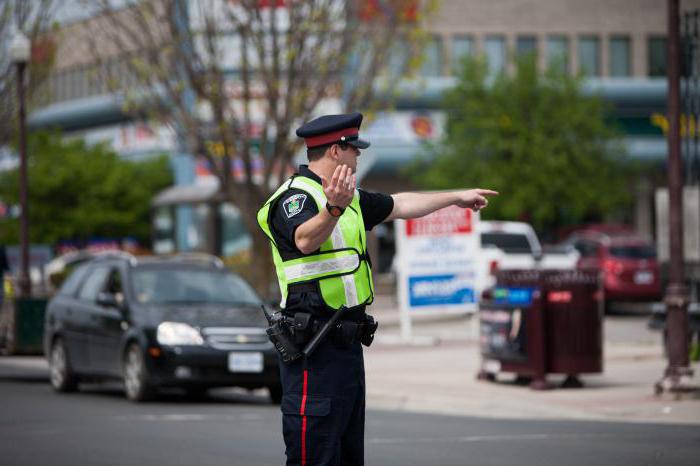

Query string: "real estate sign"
[394, 205, 481, 339]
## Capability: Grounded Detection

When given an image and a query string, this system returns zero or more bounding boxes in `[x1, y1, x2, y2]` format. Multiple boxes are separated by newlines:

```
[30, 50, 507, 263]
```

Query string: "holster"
[291, 312, 314, 345]
[333, 313, 379, 347]
[360, 314, 379, 347]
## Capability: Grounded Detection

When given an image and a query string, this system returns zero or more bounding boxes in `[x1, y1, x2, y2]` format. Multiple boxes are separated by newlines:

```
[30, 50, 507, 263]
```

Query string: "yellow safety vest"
[257, 176, 374, 310]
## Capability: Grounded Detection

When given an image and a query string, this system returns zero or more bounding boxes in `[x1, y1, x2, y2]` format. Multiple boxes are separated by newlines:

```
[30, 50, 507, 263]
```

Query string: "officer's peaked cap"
[296, 112, 371, 150]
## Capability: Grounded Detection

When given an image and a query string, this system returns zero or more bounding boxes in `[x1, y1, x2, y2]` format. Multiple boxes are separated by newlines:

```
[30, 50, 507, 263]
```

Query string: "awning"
[152, 183, 225, 207]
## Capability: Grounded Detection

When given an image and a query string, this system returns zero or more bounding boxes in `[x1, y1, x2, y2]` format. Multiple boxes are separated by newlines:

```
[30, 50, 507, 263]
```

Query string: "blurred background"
[1, 0, 694, 297]
[0, 2, 699, 465]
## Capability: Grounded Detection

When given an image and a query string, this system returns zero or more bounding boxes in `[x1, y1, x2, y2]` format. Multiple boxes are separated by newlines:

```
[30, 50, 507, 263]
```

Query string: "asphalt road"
[1, 358, 699, 466]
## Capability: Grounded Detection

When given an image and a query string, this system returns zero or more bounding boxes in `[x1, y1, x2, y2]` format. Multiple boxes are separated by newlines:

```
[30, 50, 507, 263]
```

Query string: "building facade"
[16, 0, 698, 258]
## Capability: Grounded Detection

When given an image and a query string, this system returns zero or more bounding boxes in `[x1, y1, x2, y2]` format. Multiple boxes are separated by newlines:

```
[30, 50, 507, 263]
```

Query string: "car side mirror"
[97, 292, 120, 309]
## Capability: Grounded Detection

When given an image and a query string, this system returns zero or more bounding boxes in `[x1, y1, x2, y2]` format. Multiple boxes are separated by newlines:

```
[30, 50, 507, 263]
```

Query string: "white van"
[477, 221, 580, 295]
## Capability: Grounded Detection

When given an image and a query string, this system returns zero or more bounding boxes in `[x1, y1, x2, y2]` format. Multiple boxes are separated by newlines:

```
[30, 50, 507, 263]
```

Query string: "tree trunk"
[233, 193, 277, 299]
[250, 227, 276, 299]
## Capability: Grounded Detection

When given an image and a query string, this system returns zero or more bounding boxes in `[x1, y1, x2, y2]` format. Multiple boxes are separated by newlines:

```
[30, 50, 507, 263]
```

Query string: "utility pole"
[10, 32, 32, 298]
[656, 0, 694, 395]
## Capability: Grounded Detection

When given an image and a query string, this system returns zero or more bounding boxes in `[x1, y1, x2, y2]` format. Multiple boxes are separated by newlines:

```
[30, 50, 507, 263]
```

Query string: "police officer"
[257, 112, 497, 466]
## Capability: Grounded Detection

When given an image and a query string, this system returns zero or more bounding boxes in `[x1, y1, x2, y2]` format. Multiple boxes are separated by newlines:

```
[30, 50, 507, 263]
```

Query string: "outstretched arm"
[385, 189, 499, 221]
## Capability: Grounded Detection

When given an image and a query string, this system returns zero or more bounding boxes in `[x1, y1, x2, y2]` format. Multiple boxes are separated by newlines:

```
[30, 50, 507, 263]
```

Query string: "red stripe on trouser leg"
[301, 417, 307, 465]
[300, 369, 308, 466]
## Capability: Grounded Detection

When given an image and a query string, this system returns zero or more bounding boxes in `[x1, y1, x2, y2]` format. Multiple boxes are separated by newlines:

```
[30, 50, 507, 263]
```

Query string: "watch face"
[330, 206, 343, 217]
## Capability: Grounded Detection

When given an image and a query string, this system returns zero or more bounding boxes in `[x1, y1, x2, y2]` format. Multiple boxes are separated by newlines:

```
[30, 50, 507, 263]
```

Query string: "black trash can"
[478, 269, 602, 389]
[8, 297, 48, 355]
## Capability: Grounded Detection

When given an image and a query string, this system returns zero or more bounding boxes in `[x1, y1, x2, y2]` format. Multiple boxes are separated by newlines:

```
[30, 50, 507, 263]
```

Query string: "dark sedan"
[43, 253, 280, 402]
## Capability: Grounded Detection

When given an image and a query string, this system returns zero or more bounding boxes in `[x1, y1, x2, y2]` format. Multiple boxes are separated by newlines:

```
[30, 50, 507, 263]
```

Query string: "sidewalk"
[364, 294, 700, 425]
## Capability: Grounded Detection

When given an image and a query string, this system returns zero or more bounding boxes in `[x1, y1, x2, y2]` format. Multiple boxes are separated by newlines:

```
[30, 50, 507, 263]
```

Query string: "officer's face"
[334, 143, 360, 173]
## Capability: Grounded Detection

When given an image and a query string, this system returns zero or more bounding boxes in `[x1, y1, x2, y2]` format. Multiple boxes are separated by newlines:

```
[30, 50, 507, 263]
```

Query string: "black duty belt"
[288, 282, 317, 294]
[284, 311, 377, 348]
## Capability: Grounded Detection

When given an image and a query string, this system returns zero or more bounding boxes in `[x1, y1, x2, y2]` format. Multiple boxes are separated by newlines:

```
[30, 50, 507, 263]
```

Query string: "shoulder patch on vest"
[283, 193, 307, 218]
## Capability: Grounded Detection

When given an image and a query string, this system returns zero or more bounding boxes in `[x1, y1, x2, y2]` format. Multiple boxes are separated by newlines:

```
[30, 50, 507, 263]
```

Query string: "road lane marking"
[368, 432, 644, 445]
[111, 413, 266, 422]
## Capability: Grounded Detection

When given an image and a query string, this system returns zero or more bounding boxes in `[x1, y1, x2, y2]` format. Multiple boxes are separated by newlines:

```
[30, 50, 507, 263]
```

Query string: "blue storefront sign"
[408, 274, 475, 307]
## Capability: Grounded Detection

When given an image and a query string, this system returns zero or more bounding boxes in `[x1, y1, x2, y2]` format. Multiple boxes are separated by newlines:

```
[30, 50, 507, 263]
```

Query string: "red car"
[566, 231, 662, 311]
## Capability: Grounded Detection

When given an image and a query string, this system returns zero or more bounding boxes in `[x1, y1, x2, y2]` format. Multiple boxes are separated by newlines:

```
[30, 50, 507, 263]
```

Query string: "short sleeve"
[270, 189, 319, 256]
[358, 189, 394, 231]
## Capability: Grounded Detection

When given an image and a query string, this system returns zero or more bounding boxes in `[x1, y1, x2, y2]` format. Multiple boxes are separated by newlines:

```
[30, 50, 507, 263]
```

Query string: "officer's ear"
[328, 143, 340, 161]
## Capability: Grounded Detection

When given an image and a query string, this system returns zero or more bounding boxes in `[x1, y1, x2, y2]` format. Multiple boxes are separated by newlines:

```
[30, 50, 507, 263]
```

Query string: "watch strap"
[326, 202, 345, 217]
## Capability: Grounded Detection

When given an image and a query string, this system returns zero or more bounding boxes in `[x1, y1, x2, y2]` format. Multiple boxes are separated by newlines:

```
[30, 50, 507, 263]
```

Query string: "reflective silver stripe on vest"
[284, 254, 360, 281]
[291, 178, 360, 307]
[331, 226, 359, 306]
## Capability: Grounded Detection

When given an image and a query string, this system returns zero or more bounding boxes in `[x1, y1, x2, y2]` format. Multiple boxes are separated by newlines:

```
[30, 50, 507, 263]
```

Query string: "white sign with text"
[394, 205, 481, 340]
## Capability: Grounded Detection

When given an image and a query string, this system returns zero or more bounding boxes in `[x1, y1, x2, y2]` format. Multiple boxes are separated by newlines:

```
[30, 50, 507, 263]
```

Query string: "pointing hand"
[455, 189, 499, 211]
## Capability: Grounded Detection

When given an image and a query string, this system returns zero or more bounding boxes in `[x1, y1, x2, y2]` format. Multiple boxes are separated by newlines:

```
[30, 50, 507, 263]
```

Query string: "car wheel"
[123, 343, 155, 402]
[268, 383, 283, 404]
[49, 338, 79, 393]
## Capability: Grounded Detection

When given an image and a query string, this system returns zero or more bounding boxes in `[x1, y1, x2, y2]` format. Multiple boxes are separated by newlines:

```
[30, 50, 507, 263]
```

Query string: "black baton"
[302, 306, 348, 358]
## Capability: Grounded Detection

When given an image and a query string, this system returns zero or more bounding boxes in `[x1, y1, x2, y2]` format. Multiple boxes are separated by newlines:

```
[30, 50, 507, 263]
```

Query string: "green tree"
[0, 132, 172, 246]
[410, 56, 637, 233]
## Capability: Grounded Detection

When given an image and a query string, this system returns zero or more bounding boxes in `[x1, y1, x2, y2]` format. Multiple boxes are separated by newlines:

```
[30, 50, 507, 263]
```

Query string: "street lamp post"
[657, 0, 694, 395]
[10, 31, 31, 298]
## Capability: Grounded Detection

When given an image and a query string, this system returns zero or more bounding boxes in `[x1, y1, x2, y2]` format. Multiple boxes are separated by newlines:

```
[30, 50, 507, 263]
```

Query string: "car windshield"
[481, 233, 533, 254]
[131, 268, 262, 305]
[609, 246, 656, 259]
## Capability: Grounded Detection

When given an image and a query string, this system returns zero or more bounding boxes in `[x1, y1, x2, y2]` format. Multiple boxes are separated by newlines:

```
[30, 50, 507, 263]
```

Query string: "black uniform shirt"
[269, 165, 393, 318]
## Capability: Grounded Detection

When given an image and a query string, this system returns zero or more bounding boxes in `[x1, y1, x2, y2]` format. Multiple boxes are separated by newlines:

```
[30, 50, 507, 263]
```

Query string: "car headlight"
[156, 322, 204, 346]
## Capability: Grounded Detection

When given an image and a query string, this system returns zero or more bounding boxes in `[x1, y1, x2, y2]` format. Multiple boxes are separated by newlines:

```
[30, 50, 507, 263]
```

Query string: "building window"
[485, 35, 506, 77]
[546, 35, 569, 73]
[420, 35, 444, 77]
[388, 38, 409, 77]
[578, 36, 601, 76]
[516, 35, 538, 60]
[609, 36, 631, 77]
[451, 35, 473, 72]
[648, 37, 667, 77]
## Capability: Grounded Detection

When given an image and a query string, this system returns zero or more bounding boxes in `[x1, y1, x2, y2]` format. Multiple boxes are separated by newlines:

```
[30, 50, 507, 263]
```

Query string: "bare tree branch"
[75, 0, 430, 292]
[0, 0, 60, 144]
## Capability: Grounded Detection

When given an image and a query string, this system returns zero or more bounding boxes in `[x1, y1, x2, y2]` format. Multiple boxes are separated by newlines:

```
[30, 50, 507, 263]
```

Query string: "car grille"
[201, 327, 269, 349]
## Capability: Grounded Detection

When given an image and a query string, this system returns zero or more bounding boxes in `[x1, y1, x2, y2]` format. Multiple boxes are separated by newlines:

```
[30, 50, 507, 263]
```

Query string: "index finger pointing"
[477, 189, 499, 196]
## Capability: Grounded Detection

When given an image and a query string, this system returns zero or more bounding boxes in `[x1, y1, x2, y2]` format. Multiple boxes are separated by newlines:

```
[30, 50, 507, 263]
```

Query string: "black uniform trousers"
[279, 337, 366, 466]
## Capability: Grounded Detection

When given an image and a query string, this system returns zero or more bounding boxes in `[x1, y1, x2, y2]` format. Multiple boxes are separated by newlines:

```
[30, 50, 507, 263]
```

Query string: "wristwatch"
[326, 202, 345, 217]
